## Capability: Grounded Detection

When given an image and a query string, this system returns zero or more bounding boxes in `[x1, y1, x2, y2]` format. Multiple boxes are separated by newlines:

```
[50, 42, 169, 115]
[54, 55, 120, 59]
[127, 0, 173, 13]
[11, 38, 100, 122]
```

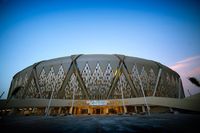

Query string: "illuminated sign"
[87, 100, 108, 106]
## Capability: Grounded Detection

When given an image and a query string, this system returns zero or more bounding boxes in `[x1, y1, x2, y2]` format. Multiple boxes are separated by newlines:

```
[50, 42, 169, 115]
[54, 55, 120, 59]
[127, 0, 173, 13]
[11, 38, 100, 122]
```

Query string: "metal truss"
[152, 68, 162, 96]
[106, 55, 124, 99]
[21, 61, 44, 98]
[59, 55, 89, 99]
[106, 55, 139, 99]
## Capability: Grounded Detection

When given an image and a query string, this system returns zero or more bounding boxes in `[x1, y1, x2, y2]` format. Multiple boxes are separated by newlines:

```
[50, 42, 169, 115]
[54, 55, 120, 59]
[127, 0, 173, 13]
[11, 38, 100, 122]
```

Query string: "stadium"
[1, 54, 199, 116]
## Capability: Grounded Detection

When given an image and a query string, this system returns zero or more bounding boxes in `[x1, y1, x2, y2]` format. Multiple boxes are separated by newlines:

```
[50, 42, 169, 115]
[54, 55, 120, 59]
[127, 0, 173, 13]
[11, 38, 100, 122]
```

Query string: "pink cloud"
[170, 63, 188, 70]
[177, 55, 200, 64]
[169, 55, 200, 97]
[170, 55, 200, 71]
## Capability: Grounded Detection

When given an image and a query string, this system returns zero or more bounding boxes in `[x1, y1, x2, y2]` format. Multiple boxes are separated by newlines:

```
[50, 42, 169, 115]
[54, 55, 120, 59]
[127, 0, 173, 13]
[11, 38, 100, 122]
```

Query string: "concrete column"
[58, 107, 62, 114]
[32, 108, 36, 114]
[134, 106, 138, 113]
[69, 107, 73, 114]
[87, 107, 91, 114]
[142, 105, 145, 112]
[124, 106, 127, 114]
[105, 107, 109, 114]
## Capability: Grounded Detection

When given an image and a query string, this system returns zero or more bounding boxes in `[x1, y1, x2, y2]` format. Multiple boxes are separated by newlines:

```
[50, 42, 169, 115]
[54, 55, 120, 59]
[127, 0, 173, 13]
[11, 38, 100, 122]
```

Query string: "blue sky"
[0, 0, 200, 99]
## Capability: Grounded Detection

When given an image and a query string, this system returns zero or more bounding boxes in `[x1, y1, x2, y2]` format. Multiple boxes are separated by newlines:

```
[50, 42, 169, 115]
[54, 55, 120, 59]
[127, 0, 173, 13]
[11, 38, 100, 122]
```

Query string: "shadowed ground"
[0, 113, 200, 133]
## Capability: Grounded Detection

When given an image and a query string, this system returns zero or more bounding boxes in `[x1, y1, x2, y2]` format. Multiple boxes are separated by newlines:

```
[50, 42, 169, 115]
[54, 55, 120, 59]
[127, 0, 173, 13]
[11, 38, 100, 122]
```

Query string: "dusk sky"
[0, 0, 200, 99]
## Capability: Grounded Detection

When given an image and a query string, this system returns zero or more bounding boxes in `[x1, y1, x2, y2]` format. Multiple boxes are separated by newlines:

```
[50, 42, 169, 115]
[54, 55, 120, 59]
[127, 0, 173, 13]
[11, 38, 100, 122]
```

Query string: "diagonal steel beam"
[106, 64, 123, 99]
[22, 61, 44, 98]
[135, 65, 150, 115]
[72, 60, 89, 99]
[45, 57, 77, 116]
[121, 65, 139, 97]
[106, 55, 124, 99]
[114, 55, 139, 97]
[32, 65, 43, 98]
[153, 68, 162, 97]
[58, 60, 74, 98]
[59, 55, 89, 99]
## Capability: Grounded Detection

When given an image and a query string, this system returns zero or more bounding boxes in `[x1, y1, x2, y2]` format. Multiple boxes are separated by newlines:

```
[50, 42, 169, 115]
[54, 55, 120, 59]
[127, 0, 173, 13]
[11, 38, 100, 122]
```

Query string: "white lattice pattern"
[38, 65, 66, 99]
[39, 69, 47, 87]
[47, 67, 56, 91]
[26, 79, 39, 98]
[147, 68, 156, 95]
[82, 63, 93, 88]
[104, 64, 114, 85]
[55, 65, 65, 91]
[112, 73, 132, 99]
[64, 73, 83, 99]
[39, 68, 47, 96]
[140, 67, 148, 91]
[81, 63, 114, 99]
[131, 65, 158, 96]
[131, 65, 141, 93]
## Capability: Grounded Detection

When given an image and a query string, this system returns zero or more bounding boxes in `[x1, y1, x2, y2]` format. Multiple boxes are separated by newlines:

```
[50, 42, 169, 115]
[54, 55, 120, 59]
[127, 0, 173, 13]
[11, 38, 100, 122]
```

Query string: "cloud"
[169, 55, 200, 97]
[177, 55, 200, 64]
[170, 63, 188, 70]
[170, 55, 200, 71]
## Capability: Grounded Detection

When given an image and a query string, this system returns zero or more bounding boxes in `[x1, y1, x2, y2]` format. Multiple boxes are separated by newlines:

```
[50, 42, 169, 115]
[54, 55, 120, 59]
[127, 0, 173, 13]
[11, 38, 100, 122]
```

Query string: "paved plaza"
[0, 113, 200, 133]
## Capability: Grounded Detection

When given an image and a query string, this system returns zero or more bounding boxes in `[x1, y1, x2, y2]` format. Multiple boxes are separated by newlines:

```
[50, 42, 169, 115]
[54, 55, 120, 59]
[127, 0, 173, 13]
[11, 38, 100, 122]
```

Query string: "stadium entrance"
[72, 106, 125, 115]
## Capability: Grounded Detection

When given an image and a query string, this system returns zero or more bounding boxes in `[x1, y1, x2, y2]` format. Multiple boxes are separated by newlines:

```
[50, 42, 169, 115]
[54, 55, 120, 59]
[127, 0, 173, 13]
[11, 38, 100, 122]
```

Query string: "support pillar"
[70, 82, 76, 115]
[45, 87, 55, 116]
[120, 78, 127, 114]
[105, 107, 108, 114]
[134, 106, 138, 113]
[136, 65, 150, 116]
[153, 68, 162, 96]
[32, 108, 36, 114]
[123, 106, 127, 114]
[58, 107, 62, 114]
[69, 107, 73, 114]
[142, 105, 145, 112]
[88, 107, 92, 114]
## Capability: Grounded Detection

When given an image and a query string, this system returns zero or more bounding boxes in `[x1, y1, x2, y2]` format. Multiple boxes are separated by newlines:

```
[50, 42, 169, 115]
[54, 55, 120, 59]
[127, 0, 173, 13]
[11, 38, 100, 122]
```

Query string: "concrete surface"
[0, 113, 200, 133]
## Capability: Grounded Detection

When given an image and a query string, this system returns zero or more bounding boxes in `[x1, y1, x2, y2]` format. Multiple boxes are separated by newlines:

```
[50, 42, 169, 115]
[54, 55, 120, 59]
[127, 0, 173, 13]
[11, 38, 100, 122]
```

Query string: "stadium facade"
[1, 54, 193, 116]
